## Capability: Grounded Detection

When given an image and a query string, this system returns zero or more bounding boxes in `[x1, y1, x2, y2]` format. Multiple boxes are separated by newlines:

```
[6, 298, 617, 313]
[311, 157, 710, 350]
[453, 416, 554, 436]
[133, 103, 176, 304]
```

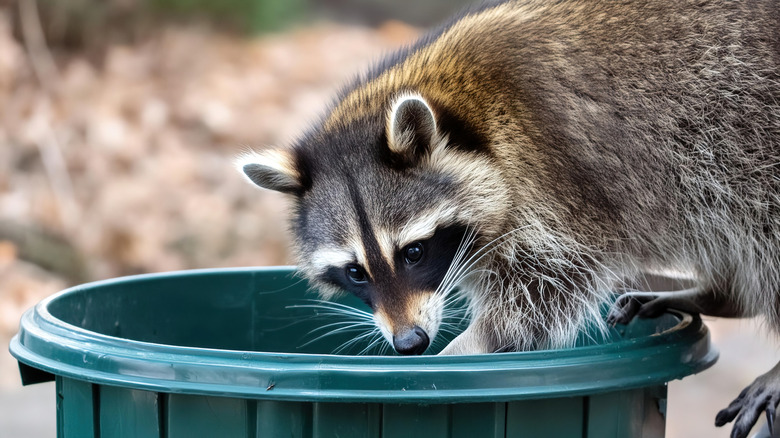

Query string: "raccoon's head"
[238, 93, 510, 355]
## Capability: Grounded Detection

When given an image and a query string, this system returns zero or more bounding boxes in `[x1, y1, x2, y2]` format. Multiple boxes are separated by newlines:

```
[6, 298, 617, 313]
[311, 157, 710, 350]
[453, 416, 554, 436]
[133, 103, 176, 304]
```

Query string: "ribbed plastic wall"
[55, 376, 666, 438]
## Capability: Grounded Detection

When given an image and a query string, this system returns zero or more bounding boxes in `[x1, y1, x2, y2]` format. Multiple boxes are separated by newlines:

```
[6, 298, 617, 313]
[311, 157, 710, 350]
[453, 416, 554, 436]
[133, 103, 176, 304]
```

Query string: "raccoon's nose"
[393, 325, 430, 355]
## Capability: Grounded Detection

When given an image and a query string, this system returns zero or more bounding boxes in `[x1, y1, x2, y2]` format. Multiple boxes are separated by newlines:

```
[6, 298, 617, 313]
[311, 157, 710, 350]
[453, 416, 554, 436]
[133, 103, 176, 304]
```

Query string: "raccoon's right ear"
[387, 94, 439, 160]
[235, 149, 305, 195]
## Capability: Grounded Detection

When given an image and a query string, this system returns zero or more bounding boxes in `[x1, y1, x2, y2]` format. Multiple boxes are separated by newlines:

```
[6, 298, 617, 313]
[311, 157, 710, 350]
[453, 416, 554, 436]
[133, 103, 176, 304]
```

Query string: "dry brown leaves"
[1, 14, 418, 278]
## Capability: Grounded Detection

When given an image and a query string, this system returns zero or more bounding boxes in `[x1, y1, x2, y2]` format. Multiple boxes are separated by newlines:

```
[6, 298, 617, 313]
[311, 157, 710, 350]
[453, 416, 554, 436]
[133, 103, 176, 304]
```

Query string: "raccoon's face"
[238, 93, 509, 355]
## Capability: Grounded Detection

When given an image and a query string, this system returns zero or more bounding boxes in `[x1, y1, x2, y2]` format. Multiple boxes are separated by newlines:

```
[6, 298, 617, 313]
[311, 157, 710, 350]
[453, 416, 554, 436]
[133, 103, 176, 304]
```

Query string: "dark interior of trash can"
[47, 269, 679, 356]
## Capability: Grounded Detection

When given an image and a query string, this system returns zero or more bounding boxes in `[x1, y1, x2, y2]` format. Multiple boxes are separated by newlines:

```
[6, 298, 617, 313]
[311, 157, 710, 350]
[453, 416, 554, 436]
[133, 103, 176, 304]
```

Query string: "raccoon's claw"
[607, 295, 642, 326]
[606, 294, 662, 326]
[715, 369, 780, 438]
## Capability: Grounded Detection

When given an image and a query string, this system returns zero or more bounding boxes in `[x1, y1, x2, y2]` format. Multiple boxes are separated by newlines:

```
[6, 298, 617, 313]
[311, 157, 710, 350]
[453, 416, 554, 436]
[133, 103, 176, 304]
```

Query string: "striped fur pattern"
[239, 1, 779, 431]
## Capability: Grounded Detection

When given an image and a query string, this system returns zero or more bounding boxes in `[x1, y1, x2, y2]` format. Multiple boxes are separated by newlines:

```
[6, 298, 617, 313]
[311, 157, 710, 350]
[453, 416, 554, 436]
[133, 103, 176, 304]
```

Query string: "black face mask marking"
[315, 222, 472, 313]
[392, 224, 470, 293]
[345, 173, 394, 281]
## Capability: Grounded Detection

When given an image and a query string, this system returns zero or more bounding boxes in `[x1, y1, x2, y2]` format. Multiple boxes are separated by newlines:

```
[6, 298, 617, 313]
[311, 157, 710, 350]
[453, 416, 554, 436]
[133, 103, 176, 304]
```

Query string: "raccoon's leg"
[438, 320, 498, 355]
[606, 287, 746, 326]
[715, 361, 780, 438]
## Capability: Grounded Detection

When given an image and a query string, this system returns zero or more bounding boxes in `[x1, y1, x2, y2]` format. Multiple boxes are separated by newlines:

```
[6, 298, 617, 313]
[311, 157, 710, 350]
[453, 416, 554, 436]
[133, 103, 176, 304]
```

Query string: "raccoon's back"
[329, 0, 780, 178]
[570, 0, 780, 232]
[485, 0, 780, 245]
[497, 0, 780, 182]
[324, 0, 780, 242]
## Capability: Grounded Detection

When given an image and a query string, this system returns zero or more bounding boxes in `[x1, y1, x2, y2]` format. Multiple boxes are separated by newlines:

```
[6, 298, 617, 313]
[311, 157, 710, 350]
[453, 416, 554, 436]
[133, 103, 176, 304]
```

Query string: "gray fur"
[239, 1, 779, 435]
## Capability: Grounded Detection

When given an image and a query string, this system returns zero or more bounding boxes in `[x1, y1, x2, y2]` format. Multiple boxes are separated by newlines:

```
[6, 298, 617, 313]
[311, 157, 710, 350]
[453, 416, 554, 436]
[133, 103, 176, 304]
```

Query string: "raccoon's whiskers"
[355, 330, 388, 355]
[430, 228, 539, 348]
[288, 300, 381, 353]
[336, 327, 384, 355]
[297, 321, 376, 349]
[436, 226, 532, 298]
[435, 226, 478, 295]
[289, 300, 375, 320]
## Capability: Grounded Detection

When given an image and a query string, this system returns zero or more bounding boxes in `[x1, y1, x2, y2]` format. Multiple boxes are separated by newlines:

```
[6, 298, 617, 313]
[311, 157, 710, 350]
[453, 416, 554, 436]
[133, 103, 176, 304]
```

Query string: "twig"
[18, 0, 79, 231]
[18, 0, 59, 88]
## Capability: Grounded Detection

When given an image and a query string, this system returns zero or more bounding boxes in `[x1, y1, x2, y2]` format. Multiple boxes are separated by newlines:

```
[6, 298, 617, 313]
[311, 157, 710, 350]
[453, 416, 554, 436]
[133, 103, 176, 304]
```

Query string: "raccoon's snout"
[393, 325, 430, 355]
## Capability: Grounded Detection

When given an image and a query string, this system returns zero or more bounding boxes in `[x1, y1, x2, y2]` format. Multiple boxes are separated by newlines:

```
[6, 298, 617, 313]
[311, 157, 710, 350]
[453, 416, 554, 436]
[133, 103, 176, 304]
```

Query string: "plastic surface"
[10, 267, 719, 437]
[10, 267, 717, 404]
[47, 377, 668, 438]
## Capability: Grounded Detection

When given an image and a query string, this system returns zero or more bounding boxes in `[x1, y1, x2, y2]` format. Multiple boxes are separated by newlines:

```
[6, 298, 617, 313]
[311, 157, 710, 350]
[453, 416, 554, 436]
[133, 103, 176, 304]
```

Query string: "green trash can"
[9, 267, 717, 437]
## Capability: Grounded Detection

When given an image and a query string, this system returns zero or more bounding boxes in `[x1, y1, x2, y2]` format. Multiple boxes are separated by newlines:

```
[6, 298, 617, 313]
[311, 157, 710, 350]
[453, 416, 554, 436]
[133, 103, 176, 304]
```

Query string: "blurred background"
[0, 0, 777, 437]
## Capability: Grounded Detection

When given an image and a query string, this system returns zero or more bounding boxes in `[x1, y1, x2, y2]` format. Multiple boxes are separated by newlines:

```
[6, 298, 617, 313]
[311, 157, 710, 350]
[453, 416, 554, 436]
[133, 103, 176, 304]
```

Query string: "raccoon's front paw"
[606, 293, 663, 326]
[438, 325, 494, 355]
[716, 366, 780, 438]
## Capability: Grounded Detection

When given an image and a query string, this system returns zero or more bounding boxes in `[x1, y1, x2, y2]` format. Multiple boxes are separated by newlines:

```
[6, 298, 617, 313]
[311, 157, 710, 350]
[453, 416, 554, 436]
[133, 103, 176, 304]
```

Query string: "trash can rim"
[10, 267, 719, 403]
[24, 266, 700, 359]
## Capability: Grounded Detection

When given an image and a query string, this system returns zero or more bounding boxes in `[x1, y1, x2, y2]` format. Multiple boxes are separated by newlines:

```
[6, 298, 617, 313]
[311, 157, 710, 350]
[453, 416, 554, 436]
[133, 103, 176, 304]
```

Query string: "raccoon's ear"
[235, 149, 304, 194]
[387, 94, 438, 159]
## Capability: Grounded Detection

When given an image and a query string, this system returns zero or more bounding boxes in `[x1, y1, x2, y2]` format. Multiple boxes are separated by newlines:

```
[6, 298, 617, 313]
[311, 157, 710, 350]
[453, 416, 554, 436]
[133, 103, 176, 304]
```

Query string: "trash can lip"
[10, 267, 719, 402]
[25, 266, 698, 361]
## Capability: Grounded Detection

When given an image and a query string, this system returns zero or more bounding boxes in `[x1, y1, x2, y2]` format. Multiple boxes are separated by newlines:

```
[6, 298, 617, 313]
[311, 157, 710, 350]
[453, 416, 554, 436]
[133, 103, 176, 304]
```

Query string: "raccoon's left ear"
[235, 148, 305, 195]
[387, 94, 439, 160]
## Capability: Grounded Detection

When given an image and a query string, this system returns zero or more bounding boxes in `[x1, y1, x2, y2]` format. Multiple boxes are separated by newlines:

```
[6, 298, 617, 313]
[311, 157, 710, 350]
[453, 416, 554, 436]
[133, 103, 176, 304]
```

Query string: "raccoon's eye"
[403, 242, 424, 264]
[345, 264, 369, 284]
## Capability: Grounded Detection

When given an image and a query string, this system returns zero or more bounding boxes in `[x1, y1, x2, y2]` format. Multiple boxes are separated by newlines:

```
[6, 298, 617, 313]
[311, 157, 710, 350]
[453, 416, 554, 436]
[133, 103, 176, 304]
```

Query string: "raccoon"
[237, 0, 780, 436]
